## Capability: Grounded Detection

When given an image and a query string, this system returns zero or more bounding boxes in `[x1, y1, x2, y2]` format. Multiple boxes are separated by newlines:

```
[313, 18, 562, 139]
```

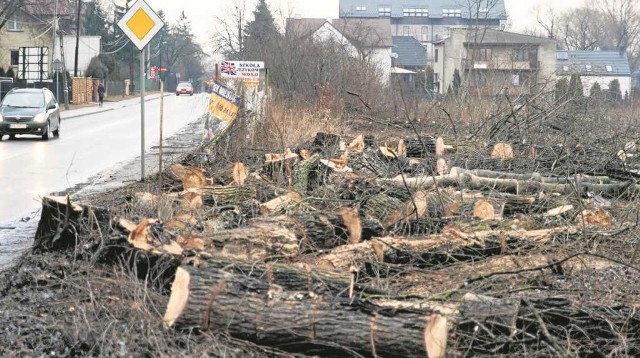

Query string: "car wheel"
[8, 134, 15, 140]
[176, 93, 180, 96]
[42, 121, 52, 140]
[53, 121, 60, 137]
[190, 93, 193, 96]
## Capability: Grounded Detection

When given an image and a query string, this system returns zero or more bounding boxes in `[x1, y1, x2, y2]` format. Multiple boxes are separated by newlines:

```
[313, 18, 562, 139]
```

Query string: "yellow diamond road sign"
[118, 0, 164, 50]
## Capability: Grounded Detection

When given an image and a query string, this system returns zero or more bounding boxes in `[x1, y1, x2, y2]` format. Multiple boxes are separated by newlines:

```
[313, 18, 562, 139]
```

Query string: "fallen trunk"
[316, 226, 578, 270]
[164, 265, 446, 358]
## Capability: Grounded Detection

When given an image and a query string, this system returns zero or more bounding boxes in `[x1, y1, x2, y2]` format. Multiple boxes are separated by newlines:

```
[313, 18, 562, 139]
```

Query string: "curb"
[61, 93, 172, 120]
[63, 107, 114, 120]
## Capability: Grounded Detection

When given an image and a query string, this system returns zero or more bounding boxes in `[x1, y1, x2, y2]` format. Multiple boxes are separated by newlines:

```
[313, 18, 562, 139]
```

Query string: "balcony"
[462, 59, 541, 71]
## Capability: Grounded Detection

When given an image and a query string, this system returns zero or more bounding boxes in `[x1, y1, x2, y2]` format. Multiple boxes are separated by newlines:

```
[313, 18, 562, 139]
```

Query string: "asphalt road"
[0, 93, 209, 269]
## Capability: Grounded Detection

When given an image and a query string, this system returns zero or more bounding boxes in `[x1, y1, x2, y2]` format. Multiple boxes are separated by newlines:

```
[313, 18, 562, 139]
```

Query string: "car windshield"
[2, 92, 45, 108]
[178, 83, 191, 88]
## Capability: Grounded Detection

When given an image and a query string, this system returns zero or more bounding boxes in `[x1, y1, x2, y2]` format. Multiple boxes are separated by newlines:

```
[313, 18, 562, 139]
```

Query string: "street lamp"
[74, 0, 92, 77]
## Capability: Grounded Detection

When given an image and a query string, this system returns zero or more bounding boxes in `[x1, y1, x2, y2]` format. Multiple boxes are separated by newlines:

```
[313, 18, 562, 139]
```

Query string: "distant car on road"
[176, 81, 193, 96]
[0, 88, 60, 141]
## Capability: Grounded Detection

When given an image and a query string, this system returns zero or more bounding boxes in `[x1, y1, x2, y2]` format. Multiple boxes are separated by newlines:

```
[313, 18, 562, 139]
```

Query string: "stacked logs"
[34, 131, 640, 357]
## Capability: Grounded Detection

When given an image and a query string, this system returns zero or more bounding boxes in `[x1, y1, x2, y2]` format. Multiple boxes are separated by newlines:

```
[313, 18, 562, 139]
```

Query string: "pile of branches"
[25, 127, 640, 356]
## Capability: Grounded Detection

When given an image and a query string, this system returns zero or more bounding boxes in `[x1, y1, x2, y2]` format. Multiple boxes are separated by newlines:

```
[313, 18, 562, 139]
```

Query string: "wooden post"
[158, 79, 164, 190]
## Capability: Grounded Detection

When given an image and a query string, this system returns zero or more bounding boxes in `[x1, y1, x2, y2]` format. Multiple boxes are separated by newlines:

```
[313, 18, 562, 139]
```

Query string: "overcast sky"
[142, 0, 587, 54]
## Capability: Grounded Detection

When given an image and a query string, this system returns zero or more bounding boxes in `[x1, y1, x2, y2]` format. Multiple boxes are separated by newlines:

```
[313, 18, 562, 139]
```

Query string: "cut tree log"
[191, 185, 257, 206]
[388, 171, 640, 197]
[315, 226, 578, 270]
[162, 163, 201, 191]
[259, 208, 362, 249]
[212, 162, 248, 186]
[491, 143, 514, 159]
[163, 264, 445, 358]
[348, 134, 365, 153]
[263, 149, 299, 185]
[259, 191, 303, 215]
[405, 136, 436, 158]
[472, 200, 495, 220]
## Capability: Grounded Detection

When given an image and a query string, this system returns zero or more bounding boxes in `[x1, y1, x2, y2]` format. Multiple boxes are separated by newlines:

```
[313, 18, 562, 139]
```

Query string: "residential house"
[339, 0, 507, 63]
[287, 18, 393, 81]
[556, 50, 632, 97]
[0, 2, 72, 81]
[433, 28, 556, 95]
[391, 35, 427, 92]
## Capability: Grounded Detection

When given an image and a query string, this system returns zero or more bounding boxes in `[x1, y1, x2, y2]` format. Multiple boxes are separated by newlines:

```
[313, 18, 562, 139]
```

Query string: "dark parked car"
[0, 88, 60, 140]
[176, 81, 193, 96]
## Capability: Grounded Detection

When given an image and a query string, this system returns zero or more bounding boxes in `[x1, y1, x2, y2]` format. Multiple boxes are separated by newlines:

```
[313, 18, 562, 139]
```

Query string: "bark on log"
[163, 265, 445, 358]
[200, 220, 300, 260]
[293, 153, 320, 193]
[259, 208, 362, 250]
[192, 185, 257, 206]
[405, 136, 436, 158]
[364, 193, 406, 228]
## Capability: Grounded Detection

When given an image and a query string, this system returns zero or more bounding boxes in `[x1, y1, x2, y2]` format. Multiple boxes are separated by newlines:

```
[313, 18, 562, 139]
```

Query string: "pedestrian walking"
[97, 81, 105, 107]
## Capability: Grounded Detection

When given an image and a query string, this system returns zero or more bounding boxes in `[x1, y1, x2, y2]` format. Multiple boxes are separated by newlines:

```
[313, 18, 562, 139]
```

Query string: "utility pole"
[74, 0, 81, 77]
[52, 0, 58, 101]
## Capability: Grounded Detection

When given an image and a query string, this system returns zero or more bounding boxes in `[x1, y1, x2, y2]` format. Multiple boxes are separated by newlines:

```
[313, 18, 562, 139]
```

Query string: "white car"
[176, 82, 193, 96]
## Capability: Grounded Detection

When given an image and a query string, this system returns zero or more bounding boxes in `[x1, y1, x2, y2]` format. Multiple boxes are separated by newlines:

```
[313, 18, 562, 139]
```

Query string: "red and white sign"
[220, 60, 264, 86]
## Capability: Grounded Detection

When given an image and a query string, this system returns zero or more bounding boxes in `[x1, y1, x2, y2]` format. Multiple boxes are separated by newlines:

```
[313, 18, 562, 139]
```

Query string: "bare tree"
[209, 0, 248, 58]
[536, 0, 640, 70]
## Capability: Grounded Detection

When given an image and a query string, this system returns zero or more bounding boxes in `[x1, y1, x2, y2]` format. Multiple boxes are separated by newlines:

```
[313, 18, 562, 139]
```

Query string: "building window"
[403, 26, 410, 36]
[512, 74, 520, 86]
[403, 8, 428, 17]
[606, 65, 613, 72]
[421, 26, 428, 41]
[356, 6, 367, 11]
[512, 47, 530, 61]
[8, 13, 23, 31]
[479, 8, 489, 13]
[442, 9, 461, 17]
[472, 48, 492, 61]
[378, 6, 391, 16]
[10, 50, 19, 66]
[435, 49, 439, 63]
[585, 64, 592, 72]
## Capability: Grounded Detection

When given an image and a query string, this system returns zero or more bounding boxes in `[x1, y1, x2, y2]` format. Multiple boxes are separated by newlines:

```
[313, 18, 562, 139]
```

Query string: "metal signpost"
[117, 0, 164, 181]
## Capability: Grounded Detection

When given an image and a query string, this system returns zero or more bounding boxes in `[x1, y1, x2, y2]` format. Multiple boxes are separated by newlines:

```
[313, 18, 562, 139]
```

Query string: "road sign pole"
[140, 47, 145, 181]
[116, 0, 164, 182]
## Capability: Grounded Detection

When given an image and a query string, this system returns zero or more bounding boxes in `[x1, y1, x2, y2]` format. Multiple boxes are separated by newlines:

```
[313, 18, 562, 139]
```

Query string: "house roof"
[339, 0, 507, 19]
[556, 50, 631, 76]
[20, 0, 73, 17]
[392, 36, 426, 67]
[458, 28, 556, 46]
[287, 18, 392, 47]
